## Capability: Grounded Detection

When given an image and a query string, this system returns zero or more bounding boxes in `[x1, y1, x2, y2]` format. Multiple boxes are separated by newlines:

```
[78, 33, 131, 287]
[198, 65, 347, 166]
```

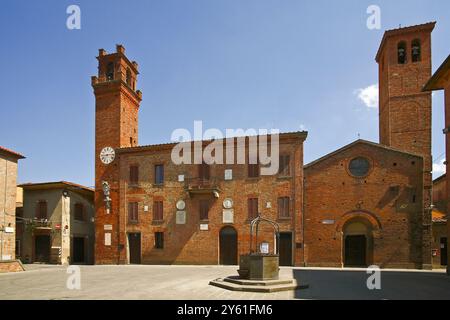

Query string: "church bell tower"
[376, 22, 435, 269]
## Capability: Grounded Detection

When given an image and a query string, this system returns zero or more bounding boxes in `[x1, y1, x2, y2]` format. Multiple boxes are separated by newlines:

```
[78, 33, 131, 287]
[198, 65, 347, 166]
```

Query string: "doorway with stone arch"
[342, 218, 374, 267]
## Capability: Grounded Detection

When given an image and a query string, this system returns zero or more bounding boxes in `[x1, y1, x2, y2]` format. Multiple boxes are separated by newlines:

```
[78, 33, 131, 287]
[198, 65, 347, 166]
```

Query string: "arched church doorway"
[219, 226, 238, 265]
[343, 220, 372, 267]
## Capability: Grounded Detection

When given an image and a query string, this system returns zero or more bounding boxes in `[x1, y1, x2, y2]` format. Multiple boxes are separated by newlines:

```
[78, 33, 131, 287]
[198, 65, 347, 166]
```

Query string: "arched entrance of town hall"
[219, 226, 238, 265]
[343, 219, 373, 267]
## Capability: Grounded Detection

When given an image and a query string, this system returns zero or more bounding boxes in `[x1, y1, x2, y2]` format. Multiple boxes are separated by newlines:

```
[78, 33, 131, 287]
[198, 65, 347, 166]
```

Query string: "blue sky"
[0, 0, 449, 187]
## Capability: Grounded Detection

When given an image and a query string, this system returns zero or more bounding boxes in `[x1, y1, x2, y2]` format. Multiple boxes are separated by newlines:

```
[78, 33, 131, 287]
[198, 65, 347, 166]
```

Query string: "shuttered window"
[248, 198, 259, 220]
[278, 197, 290, 218]
[279, 155, 291, 176]
[155, 164, 164, 185]
[200, 200, 210, 221]
[248, 163, 260, 178]
[128, 202, 139, 223]
[130, 165, 139, 185]
[36, 201, 47, 219]
[199, 162, 210, 180]
[153, 201, 163, 221]
[155, 232, 164, 249]
[74, 203, 85, 221]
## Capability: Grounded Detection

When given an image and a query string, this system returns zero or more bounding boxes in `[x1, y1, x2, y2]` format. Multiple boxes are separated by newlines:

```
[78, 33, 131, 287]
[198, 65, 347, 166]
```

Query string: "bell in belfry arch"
[398, 46, 406, 64]
[412, 42, 421, 62]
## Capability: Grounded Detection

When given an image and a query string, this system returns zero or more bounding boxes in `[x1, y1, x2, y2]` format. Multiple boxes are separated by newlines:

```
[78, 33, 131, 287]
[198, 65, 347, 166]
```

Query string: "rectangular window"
[155, 164, 164, 185]
[200, 200, 210, 221]
[248, 198, 259, 220]
[279, 155, 291, 176]
[153, 201, 163, 221]
[278, 197, 290, 218]
[248, 163, 260, 178]
[74, 203, 84, 221]
[199, 162, 210, 180]
[36, 201, 47, 219]
[129, 165, 139, 185]
[155, 232, 164, 249]
[128, 202, 139, 223]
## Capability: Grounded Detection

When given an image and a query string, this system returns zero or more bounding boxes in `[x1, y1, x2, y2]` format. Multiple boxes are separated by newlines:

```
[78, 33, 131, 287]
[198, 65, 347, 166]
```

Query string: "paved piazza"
[1, 265, 450, 300]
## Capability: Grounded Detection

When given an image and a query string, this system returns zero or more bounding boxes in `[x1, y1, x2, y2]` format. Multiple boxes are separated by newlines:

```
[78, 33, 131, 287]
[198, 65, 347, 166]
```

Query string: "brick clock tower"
[376, 22, 435, 269]
[92, 45, 142, 264]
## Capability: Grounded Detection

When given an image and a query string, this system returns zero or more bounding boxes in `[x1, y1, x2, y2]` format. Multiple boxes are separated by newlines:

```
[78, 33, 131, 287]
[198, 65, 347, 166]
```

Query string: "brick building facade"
[302, 23, 435, 269]
[94, 23, 436, 269]
[424, 52, 450, 274]
[305, 141, 426, 268]
[0, 146, 24, 261]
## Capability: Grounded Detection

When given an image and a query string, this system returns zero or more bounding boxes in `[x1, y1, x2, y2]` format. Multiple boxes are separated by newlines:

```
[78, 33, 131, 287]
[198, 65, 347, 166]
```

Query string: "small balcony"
[27, 219, 53, 235]
[33, 219, 52, 229]
[185, 177, 220, 197]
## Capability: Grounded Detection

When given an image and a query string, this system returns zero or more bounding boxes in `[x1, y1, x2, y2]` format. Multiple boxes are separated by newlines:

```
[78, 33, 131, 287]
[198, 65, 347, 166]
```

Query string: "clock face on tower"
[100, 147, 115, 165]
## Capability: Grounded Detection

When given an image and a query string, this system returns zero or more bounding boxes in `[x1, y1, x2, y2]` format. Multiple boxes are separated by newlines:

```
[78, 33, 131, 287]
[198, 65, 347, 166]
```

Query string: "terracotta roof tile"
[0, 146, 25, 159]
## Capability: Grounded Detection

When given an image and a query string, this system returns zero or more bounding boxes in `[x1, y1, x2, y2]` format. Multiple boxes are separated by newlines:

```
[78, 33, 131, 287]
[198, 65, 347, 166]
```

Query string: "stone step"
[209, 278, 309, 293]
[224, 277, 294, 286]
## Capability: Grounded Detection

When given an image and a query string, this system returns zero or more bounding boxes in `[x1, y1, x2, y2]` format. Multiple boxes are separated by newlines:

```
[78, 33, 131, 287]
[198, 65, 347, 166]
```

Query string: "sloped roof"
[432, 209, 447, 223]
[423, 54, 450, 91]
[118, 130, 308, 154]
[19, 181, 94, 198]
[0, 146, 25, 159]
[433, 173, 446, 184]
[304, 139, 422, 169]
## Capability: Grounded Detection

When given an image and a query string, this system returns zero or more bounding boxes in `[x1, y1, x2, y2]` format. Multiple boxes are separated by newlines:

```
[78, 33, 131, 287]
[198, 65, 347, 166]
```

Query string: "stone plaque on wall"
[105, 233, 111, 246]
[223, 209, 234, 224]
[176, 211, 186, 224]
[200, 224, 209, 231]
[4, 227, 14, 233]
[224, 169, 232, 180]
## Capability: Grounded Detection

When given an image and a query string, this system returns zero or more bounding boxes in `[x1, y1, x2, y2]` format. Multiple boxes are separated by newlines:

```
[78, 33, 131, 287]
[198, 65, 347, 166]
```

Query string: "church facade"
[93, 23, 436, 269]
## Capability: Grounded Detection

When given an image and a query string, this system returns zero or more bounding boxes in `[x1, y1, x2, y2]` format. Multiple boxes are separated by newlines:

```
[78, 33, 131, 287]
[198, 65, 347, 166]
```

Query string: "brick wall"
[0, 260, 24, 273]
[93, 45, 141, 264]
[433, 176, 446, 213]
[0, 155, 19, 261]
[377, 24, 434, 269]
[304, 141, 425, 269]
[445, 82, 450, 274]
[112, 135, 305, 265]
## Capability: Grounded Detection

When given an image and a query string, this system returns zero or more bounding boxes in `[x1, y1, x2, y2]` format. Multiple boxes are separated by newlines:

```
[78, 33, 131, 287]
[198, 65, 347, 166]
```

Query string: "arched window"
[412, 39, 421, 62]
[106, 62, 114, 80]
[397, 42, 407, 64]
[126, 68, 132, 86]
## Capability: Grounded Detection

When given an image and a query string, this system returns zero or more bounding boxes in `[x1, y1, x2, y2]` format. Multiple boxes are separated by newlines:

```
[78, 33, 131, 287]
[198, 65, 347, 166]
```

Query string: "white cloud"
[355, 84, 379, 109]
[433, 159, 446, 176]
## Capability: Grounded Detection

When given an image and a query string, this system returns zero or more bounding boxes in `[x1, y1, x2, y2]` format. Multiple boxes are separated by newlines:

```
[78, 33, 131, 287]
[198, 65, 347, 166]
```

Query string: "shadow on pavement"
[292, 269, 450, 300]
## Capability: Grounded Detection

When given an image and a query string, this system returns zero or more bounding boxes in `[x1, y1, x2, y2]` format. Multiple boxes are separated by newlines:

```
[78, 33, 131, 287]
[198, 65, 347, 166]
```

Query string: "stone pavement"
[0, 264, 449, 300]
